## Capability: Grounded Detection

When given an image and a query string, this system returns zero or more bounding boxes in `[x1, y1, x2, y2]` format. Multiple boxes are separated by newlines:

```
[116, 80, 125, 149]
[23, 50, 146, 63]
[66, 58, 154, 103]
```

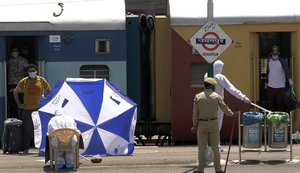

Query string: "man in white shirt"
[266, 45, 293, 111]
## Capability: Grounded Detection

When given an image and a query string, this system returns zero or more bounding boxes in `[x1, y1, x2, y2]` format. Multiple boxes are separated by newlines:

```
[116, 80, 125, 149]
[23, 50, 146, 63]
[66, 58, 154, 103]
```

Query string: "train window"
[80, 65, 109, 80]
[95, 39, 110, 54]
[190, 62, 207, 87]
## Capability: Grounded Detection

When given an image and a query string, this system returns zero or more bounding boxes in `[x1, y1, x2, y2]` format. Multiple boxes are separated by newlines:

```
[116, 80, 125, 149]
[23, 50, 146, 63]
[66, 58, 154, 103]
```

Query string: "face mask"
[12, 52, 19, 58]
[28, 71, 37, 79]
[272, 55, 279, 60]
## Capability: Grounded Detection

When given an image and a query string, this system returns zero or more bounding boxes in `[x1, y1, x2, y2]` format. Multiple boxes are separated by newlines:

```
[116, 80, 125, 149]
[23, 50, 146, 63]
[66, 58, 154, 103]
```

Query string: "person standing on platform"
[14, 64, 52, 154]
[191, 77, 235, 173]
[213, 60, 250, 132]
[206, 60, 251, 151]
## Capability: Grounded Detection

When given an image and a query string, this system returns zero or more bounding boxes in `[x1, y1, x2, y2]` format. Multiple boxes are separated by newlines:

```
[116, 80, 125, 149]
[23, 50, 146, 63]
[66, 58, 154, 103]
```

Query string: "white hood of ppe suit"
[213, 60, 246, 101]
[47, 108, 79, 134]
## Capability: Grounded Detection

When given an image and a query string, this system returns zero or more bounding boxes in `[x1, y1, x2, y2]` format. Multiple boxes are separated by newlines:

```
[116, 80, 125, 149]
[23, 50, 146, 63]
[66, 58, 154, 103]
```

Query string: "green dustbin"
[267, 112, 290, 148]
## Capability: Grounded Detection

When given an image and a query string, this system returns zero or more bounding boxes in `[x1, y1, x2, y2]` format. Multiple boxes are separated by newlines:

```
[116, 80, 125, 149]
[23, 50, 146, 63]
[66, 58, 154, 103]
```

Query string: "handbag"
[282, 86, 298, 111]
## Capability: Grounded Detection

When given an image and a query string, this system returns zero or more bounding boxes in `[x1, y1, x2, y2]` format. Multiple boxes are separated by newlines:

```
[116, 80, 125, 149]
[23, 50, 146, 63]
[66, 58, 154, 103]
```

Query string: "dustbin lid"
[243, 112, 264, 125]
[267, 112, 290, 126]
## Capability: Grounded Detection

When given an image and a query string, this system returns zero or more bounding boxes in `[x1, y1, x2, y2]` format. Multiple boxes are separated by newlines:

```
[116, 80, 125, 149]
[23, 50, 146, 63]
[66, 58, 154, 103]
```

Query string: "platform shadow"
[262, 160, 286, 165]
[239, 159, 261, 165]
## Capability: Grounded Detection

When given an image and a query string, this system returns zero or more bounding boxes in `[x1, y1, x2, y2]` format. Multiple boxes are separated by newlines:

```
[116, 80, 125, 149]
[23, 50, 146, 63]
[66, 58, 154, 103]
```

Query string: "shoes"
[65, 163, 74, 169]
[91, 156, 102, 163]
[22, 149, 29, 155]
[193, 170, 204, 173]
[56, 164, 64, 170]
[219, 146, 224, 152]
[205, 161, 214, 166]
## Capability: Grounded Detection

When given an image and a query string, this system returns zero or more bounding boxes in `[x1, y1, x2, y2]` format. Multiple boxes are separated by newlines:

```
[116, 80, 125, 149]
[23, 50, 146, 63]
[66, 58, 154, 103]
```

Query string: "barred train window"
[80, 65, 109, 80]
[95, 39, 110, 54]
[190, 62, 207, 87]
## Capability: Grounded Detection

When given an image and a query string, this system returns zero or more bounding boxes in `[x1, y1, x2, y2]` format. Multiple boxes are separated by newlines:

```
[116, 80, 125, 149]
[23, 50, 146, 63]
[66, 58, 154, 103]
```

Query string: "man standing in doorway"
[266, 45, 293, 111]
[7, 48, 28, 118]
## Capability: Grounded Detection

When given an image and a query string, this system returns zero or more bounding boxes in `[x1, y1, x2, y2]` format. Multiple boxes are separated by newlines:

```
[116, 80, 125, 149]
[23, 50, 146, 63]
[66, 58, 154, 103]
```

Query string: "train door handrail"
[251, 55, 257, 111]
[3, 60, 7, 119]
[38, 60, 45, 77]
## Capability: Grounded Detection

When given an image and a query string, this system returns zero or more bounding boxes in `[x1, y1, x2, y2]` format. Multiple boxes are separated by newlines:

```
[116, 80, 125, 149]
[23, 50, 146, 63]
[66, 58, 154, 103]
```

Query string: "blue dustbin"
[242, 112, 265, 148]
[267, 112, 290, 148]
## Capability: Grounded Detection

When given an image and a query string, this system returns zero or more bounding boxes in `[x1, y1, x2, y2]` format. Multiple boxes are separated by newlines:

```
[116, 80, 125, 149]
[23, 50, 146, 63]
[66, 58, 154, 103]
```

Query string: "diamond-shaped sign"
[190, 21, 232, 64]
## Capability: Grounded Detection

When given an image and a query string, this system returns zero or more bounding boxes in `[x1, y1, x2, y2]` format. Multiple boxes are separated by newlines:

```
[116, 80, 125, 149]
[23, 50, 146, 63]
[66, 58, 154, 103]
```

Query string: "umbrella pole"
[80, 154, 102, 163]
[80, 154, 92, 162]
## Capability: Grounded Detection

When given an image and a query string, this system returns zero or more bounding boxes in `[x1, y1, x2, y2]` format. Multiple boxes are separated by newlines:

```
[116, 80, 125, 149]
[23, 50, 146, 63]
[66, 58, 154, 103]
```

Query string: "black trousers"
[22, 109, 35, 150]
[267, 86, 286, 111]
[8, 84, 19, 119]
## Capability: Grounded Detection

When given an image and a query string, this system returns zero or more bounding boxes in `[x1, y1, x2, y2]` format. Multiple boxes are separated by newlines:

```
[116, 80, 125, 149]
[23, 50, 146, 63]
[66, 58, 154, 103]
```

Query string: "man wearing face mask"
[266, 45, 293, 111]
[191, 77, 235, 173]
[7, 48, 28, 118]
[13, 64, 52, 154]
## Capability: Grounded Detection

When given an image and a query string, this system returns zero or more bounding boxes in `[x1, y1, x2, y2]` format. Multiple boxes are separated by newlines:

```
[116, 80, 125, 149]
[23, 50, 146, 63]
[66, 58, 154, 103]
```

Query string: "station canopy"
[0, 0, 125, 31]
[169, 0, 300, 26]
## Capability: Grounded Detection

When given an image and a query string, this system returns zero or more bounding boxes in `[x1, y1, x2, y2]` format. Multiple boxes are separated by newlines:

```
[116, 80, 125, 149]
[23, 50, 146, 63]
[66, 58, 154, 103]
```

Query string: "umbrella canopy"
[32, 78, 137, 156]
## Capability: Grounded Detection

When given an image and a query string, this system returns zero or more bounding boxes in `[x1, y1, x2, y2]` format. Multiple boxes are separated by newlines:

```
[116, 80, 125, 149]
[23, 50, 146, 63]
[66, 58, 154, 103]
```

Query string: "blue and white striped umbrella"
[33, 78, 137, 156]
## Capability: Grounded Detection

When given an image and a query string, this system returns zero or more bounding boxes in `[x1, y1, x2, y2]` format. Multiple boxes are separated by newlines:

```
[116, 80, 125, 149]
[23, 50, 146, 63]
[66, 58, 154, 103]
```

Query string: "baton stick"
[224, 112, 238, 173]
[250, 102, 272, 113]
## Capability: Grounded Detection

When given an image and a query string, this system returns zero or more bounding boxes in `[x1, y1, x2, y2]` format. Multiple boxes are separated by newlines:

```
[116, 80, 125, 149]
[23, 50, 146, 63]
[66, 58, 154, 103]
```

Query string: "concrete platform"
[1, 144, 300, 172]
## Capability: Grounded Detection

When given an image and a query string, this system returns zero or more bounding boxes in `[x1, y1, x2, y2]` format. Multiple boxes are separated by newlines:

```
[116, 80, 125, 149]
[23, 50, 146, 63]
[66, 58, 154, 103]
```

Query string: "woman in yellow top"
[14, 64, 52, 155]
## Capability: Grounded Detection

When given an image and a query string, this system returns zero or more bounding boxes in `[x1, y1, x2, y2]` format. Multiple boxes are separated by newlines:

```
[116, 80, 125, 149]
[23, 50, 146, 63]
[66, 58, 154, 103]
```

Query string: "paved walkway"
[0, 144, 300, 172]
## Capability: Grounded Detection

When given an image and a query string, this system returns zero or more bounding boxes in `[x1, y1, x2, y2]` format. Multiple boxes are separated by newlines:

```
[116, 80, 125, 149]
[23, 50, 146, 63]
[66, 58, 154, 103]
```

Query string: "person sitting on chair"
[47, 107, 79, 170]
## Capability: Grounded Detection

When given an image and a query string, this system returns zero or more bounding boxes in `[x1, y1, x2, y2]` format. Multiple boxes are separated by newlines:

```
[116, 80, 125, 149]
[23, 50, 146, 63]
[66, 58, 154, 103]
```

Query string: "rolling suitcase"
[2, 118, 24, 154]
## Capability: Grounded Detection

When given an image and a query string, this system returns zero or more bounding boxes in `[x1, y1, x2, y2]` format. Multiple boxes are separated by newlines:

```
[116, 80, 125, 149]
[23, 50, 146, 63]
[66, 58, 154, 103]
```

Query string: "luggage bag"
[2, 118, 24, 154]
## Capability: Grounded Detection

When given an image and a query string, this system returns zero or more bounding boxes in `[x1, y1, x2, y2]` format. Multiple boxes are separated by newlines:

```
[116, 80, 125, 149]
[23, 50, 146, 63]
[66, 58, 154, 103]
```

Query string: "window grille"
[80, 65, 109, 80]
[95, 39, 110, 54]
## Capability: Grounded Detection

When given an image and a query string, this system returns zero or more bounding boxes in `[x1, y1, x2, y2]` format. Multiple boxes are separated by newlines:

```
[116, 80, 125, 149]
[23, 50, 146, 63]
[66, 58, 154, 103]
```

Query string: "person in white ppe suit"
[213, 60, 251, 132]
[47, 107, 79, 169]
[204, 60, 250, 163]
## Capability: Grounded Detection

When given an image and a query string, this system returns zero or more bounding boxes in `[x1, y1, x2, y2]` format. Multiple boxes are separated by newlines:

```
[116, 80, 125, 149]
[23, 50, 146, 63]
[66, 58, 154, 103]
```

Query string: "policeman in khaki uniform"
[191, 77, 235, 173]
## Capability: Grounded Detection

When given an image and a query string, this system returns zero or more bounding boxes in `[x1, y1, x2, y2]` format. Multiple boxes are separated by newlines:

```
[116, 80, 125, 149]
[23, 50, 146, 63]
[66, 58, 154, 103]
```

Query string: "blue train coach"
[0, 0, 127, 137]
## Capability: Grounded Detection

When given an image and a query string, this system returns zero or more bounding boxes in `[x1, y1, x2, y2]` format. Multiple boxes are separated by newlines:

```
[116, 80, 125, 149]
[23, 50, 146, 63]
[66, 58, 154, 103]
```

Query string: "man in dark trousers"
[266, 45, 293, 111]
[191, 77, 235, 173]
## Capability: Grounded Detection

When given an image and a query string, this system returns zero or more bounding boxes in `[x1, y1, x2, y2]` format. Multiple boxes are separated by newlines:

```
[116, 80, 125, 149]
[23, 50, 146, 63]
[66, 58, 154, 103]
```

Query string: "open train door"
[0, 38, 6, 143]
[253, 32, 295, 122]
[257, 32, 291, 108]
[5, 36, 40, 119]
[251, 32, 292, 108]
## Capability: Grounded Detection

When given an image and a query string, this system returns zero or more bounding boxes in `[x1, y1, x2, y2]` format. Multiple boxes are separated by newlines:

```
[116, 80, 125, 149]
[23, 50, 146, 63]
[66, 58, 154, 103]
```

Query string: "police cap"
[204, 77, 217, 86]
